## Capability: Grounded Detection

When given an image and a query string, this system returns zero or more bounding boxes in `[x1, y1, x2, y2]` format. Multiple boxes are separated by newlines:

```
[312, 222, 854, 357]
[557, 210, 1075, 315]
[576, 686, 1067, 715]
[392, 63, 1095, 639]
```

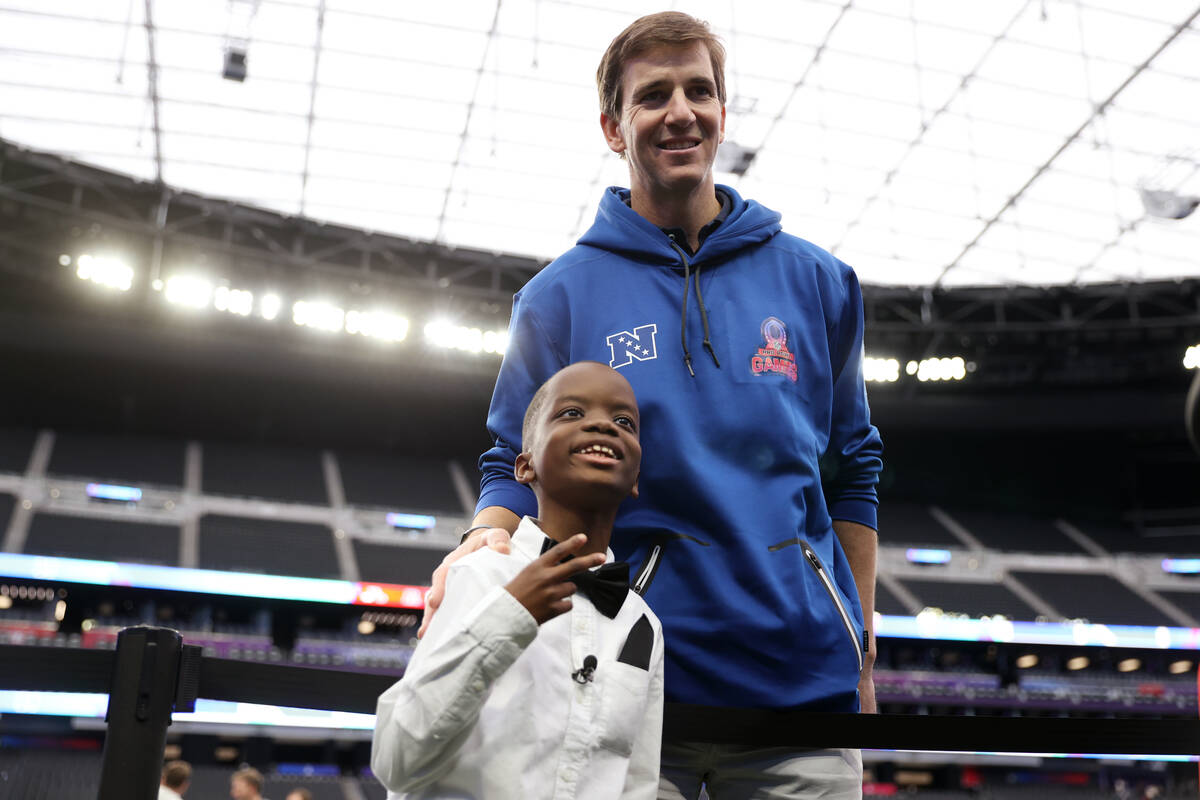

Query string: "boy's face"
[516, 363, 641, 508]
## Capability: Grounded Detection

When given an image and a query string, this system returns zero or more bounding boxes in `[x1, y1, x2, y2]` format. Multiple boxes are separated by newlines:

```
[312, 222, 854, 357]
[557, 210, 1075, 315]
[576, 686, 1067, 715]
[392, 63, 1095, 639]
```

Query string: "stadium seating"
[0, 748, 101, 800]
[1010, 571, 1175, 626]
[23, 512, 180, 566]
[0, 427, 34, 474]
[877, 503, 963, 548]
[47, 430, 185, 487]
[941, 509, 1087, 554]
[202, 440, 328, 504]
[897, 578, 1038, 619]
[873, 580, 911, 616]
[198, 514, 339, 579]
[338, 448, 464, 513]
[353, 540, 453, 585]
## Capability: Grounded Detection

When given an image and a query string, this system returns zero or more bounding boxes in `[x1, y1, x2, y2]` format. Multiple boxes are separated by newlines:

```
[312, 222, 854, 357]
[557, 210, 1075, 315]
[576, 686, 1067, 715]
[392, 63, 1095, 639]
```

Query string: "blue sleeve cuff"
[475, 480, 538, 520]
[829, 498, 878, 532]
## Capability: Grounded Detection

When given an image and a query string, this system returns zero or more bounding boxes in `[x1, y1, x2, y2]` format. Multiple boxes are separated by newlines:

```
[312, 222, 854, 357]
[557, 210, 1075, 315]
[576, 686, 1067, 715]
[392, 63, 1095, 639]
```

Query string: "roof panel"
[0, 0, 1196, 288]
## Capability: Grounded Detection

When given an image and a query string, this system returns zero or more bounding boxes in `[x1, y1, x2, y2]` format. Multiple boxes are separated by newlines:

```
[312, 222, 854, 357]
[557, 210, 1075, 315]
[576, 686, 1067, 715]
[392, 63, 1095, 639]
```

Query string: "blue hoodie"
[478, 185, 883, 711]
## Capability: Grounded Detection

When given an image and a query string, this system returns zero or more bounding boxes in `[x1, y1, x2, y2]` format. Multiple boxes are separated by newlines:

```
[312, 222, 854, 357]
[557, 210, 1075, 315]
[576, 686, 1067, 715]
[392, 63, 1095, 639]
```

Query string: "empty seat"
[0, 427, 34, 474]
[338, 449, 462, 514]
[1069, 519, 1200, 556]
[24, 513, 179, 566]
[353, 540, 453, 585]
[943, 509, 1086, 554]
[0, 748, 101, 799]
[1011, 571, 1174, 627]
[873, 580, 910, 616]
[1158, 590, 1200, 624]
[899, 578, 1038, 620]
[47, 431, 184, 487]
[878, 503, 962, 547]
[0, 492, 14, 536]
[202, 441, 327, 504]
[199, 514, 339, 579]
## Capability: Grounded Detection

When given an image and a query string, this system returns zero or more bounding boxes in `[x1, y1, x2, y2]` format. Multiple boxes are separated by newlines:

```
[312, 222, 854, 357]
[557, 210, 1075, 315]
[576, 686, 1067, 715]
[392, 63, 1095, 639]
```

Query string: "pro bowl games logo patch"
[751, 316, 797, 382]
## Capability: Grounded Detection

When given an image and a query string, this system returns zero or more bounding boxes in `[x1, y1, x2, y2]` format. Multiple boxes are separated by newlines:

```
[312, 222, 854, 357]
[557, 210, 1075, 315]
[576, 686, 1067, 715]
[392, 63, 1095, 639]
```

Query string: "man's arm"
[833, 519, 877, 713]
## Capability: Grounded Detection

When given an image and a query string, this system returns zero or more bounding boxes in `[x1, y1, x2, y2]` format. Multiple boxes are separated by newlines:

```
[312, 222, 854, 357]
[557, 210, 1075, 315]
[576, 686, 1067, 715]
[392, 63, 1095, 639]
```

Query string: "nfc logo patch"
[606, 324, 658, 369]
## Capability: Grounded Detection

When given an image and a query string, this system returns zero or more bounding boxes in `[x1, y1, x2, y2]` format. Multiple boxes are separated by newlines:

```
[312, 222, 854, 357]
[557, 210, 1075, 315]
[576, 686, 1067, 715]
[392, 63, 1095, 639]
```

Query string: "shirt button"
[472, 679, 485, 692]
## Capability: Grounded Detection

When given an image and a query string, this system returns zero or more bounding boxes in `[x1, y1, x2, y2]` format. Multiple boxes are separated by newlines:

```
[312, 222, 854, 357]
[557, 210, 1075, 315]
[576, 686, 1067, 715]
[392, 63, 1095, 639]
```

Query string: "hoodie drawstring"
[668, 236, 720, 377]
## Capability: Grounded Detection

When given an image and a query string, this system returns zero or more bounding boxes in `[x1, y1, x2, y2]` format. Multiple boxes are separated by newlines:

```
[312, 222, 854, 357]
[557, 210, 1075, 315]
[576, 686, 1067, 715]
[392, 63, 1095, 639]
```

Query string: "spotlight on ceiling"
[1015, 653, 1038, 669]
[1169, 660, 1193, 674]
[1140, 188, 1199, 220]
[223, 46, 248, 82]
[1117, 658, 1141, 673]
[1066, 656, 1089, 671]
[715, 141, 757, 177]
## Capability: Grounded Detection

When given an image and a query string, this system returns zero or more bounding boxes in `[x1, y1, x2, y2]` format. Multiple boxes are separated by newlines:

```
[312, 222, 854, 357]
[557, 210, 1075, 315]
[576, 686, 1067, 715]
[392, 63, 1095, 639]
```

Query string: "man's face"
[230, 778, 257, 800]
[517, 363, 641, 509]
[601, 40, 725, 201]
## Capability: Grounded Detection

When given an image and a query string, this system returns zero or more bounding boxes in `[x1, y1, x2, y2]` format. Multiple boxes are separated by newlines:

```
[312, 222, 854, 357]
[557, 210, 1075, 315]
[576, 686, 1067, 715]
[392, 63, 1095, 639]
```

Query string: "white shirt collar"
[513, 516, 615, 565]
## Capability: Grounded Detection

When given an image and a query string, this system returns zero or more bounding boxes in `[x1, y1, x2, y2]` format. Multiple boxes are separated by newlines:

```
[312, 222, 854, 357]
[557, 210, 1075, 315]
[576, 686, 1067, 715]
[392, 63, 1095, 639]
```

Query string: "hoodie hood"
[578, 184, 782, 266]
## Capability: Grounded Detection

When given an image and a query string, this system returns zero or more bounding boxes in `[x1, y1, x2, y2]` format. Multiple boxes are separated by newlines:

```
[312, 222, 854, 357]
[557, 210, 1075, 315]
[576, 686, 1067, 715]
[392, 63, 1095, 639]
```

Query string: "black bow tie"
[541, 537, 630, 618]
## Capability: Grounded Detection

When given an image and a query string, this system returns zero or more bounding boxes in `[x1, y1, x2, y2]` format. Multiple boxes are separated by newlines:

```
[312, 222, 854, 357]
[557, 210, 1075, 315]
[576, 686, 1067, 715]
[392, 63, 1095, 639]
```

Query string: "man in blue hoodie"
[422, 11, 883, 799]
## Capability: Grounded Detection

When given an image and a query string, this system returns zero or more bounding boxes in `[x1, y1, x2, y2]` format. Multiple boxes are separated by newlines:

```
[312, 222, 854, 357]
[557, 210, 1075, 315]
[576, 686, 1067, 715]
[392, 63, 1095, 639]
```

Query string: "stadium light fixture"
[1015, 653, 1038, 669]
[425, 320, 508, 356]
[1169, 660, 1193, 674]
[863, 357, 900, 383]
[1117, 658, 1141, 673]
[1162, 558, 1200, 574]
[260, 293, 282, 321]
[345, 309, 409, 343]
[293, 300, 345, 333]
[0, 594, 10, 610]
[1184, 345, 1200, 370]
[916, 356, 967, 382]
[1066, 656, 1089, 670]
[164, 274, 214, 310]
[213, 285, 254, 317]
[75, 254, 133, 292]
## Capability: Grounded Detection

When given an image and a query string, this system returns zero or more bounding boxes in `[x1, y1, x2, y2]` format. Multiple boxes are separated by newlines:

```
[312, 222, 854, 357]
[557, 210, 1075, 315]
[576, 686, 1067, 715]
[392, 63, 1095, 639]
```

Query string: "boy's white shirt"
[371, 516, 665, 800]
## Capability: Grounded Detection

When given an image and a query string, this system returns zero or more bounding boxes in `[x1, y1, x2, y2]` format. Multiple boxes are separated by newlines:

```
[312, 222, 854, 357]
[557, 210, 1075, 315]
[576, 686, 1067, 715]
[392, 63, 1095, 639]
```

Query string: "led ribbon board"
[0, 553, 426, 609]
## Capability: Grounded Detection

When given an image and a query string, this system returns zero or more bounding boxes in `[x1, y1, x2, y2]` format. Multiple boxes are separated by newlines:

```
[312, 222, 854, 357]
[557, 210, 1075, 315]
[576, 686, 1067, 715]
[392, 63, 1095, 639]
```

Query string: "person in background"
[230, 766, 266, 800]
[284, 789, 313, 800]
[158, 760, 191, 800]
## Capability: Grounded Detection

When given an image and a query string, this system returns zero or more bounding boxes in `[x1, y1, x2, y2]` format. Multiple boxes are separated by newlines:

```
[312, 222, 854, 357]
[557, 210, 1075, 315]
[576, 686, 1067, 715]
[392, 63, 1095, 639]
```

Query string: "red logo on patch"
[750, 316, 797, 382]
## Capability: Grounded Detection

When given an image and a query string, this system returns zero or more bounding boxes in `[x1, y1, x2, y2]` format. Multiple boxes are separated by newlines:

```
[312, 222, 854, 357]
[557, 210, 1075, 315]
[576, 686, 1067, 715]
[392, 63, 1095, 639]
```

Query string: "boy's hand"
[505, 534, 605, 625]
[419, 527, 513, 639]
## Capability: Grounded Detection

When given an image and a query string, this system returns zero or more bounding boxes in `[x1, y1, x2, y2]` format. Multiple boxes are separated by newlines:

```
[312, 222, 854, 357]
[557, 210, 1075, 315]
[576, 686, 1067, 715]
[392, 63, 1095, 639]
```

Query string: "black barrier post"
[97, 626, 183, 800]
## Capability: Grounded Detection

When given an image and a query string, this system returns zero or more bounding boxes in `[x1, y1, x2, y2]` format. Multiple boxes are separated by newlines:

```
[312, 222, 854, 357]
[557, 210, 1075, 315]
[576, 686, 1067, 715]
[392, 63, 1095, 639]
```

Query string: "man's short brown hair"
[286, 789, 314, 800]
[232, 766, 264, 793]
[596, 11, 727, 121]
[162, 760, 191, 790]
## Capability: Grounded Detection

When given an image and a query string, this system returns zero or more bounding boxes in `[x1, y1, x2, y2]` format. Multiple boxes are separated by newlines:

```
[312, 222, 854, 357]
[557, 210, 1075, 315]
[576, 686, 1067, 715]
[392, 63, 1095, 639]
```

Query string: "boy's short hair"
[233, 766, 264, 792]
[596, 11, 727, 121]
[286, 789, 314, 800]
[162, 760, 191, 789]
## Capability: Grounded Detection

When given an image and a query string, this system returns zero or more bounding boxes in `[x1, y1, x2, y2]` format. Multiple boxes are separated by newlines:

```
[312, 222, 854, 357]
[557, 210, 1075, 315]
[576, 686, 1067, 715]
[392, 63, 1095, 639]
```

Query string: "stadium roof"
[0, 0, 1197, 288]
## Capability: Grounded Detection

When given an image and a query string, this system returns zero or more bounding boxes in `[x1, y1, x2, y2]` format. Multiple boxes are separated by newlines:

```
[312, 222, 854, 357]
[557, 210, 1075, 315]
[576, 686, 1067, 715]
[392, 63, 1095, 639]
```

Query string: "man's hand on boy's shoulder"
[419, 525, 515, 639]
[505, 534, 605, 625]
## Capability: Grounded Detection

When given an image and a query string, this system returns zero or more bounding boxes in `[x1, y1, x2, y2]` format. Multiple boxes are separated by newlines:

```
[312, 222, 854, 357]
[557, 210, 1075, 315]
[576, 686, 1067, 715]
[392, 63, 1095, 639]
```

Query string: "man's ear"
[514, 451, 536, 486]
[628, 471, 639, 500]
[719, 103, 726, 144]
[601, 112, 626, 155]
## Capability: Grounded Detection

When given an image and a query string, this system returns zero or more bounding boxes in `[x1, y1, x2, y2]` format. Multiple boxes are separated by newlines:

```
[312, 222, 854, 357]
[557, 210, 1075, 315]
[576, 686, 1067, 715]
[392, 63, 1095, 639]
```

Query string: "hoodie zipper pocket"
[631, 534, 710, 596]
[800, 540, 863, 672]
[632, 544, 661, 596]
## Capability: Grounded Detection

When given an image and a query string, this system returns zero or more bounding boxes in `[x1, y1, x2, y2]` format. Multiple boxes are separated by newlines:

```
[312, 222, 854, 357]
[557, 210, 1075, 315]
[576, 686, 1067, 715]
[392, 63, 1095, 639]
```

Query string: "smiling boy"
[372, 361, 664, 800]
